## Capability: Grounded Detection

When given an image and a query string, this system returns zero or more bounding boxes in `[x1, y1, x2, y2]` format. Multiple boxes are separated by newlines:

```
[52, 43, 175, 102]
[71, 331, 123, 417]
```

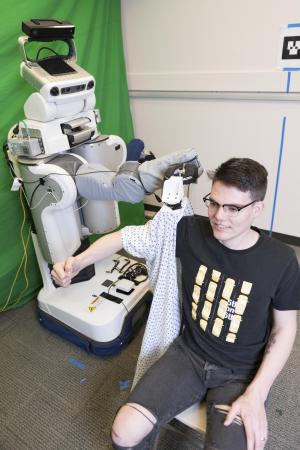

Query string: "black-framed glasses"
[203, 194, 258, 217]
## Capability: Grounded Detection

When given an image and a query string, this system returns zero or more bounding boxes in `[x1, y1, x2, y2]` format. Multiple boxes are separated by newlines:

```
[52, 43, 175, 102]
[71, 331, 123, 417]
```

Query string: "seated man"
[52, 158, 300, 450]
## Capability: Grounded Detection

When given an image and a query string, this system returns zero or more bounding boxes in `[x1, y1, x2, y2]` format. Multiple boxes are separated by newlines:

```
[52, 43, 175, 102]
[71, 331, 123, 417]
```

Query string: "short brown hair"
[209, 158, 268, 201]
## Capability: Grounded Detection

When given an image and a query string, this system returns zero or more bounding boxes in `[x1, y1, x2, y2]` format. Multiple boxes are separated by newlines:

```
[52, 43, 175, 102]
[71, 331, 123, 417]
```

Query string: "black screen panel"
[38, 58, 76, 75]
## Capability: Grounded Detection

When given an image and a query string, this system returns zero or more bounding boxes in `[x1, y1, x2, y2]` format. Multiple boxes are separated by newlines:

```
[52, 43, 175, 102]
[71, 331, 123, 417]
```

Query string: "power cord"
[29, 179, 45, 208]
[1, 189, 31, 312]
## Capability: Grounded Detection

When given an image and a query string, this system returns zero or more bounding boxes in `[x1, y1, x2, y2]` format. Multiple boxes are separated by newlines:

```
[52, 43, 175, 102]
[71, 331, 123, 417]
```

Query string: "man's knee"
[111, 402, 157, 448]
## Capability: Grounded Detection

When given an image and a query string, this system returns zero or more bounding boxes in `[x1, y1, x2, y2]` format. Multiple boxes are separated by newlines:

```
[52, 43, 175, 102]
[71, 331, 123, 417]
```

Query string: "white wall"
[121, 0, 300, 238]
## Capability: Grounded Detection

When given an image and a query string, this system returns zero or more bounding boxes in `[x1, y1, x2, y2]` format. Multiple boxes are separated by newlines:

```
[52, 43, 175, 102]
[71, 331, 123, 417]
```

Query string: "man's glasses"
[203, 194, 258, 217]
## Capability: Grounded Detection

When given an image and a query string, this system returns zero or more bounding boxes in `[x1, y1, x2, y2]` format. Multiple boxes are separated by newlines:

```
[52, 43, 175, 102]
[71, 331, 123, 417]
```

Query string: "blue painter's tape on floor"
[119, 379, 131, 390]
[68, 357, 86, 369]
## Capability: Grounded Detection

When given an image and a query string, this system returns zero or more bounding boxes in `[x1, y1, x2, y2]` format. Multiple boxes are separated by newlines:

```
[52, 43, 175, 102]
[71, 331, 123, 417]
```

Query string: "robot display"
[6, 20, 202, 355]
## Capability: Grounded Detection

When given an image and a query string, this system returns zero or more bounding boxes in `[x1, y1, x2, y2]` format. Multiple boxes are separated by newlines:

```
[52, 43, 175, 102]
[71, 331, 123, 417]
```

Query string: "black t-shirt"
[176, 216, 300, 373]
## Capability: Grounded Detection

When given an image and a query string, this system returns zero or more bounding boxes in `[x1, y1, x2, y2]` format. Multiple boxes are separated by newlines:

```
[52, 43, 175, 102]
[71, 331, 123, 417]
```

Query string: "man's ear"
[253, 201, 264, 217]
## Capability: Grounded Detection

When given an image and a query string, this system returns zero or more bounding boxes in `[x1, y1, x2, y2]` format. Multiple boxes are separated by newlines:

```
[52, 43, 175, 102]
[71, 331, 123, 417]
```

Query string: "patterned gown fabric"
[121, 198, 193, 386]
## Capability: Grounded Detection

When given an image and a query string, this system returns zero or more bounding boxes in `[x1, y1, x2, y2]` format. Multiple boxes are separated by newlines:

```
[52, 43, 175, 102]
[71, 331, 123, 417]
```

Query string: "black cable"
[29, 182, 43, 208]
[154, 193, 162, 203]
[7, 159, 17, 179]
[21, 178, 44, 185]
[119, 263, 148, 286]
[21, 168, 141, 185]
[36, 47, 60, 60]
[21, 169, 117, 185]
[2, 142, 17, 178]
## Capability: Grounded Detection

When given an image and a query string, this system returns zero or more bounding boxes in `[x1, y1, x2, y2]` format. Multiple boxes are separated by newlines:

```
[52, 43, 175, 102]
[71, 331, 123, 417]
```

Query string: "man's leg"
[111, 403, 158, 449]
[111, 337, 207, 449]
[204, 382, 250, 450]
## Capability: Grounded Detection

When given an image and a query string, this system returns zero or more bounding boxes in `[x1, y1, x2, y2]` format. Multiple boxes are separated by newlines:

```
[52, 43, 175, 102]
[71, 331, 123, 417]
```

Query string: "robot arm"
[75, 147, 202, 203]
[13, 145, 202, 267]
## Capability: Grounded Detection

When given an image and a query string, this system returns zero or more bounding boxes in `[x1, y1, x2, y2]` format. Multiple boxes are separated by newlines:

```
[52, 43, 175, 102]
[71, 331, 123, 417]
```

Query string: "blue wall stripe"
[286, 71, 291, 92]
[283, 67, 300, 71]
[269, 116, 286, 236]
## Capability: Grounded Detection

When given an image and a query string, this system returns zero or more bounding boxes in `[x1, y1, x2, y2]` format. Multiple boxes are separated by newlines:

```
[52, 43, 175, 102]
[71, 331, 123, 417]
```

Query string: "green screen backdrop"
[0, 0, 145, 312]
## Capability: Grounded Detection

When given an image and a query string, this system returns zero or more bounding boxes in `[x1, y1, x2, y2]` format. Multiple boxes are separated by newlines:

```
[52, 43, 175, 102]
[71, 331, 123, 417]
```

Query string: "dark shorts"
[127, 335, 256, 450]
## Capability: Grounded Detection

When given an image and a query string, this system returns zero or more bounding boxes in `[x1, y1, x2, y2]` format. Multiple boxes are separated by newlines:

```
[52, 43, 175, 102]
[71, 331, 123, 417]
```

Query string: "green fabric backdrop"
[0, 0, 144, 312]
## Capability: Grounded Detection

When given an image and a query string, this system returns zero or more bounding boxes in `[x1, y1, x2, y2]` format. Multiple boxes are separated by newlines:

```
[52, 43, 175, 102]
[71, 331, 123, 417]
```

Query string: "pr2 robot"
[5, 19, 202, 355]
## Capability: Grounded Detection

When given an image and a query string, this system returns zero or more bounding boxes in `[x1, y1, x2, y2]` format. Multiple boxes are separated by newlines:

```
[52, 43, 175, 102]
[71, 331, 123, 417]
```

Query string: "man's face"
[207, 181, 264, 249]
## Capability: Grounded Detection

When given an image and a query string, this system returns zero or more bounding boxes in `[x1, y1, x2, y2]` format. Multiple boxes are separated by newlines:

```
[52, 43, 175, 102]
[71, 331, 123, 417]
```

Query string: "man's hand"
[224, 387, 267, 450]
[51, 256, 82, 287]
[223, 309, 297, 450]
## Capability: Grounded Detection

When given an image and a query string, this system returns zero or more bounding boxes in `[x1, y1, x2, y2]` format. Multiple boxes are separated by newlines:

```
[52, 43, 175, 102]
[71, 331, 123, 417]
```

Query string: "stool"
[176, 402, 207, 433]
[156, 403, 206, 448]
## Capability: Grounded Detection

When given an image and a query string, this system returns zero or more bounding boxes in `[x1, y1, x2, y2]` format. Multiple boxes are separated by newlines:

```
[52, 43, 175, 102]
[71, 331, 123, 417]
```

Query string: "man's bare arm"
[51, 230, 123, 287]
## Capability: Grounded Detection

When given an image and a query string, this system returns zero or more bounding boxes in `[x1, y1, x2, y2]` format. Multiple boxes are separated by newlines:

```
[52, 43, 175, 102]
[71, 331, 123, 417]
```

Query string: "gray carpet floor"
[0, 300, 299, 450]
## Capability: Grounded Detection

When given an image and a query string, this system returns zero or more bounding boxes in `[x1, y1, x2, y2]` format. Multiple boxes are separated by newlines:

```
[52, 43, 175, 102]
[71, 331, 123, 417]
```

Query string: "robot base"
[37, 255, 152, 356]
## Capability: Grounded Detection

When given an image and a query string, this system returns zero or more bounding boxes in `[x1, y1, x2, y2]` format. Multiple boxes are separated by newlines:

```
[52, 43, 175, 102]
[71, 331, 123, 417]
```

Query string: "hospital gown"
[121, 198, 193, 386]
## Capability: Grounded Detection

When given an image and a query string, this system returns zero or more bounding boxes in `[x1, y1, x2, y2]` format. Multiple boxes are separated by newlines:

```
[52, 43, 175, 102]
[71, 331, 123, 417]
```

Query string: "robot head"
[19, 19, 95, 107]
[7, 20, 99, 158]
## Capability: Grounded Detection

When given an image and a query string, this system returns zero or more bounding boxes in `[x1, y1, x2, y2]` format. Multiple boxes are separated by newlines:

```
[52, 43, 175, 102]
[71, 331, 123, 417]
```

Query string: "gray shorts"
[127, 335, 256, 450]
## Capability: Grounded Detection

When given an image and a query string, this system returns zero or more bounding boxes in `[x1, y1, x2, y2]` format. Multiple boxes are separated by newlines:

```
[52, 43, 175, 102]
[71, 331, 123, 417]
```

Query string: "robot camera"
[22, 19, 75, 41]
